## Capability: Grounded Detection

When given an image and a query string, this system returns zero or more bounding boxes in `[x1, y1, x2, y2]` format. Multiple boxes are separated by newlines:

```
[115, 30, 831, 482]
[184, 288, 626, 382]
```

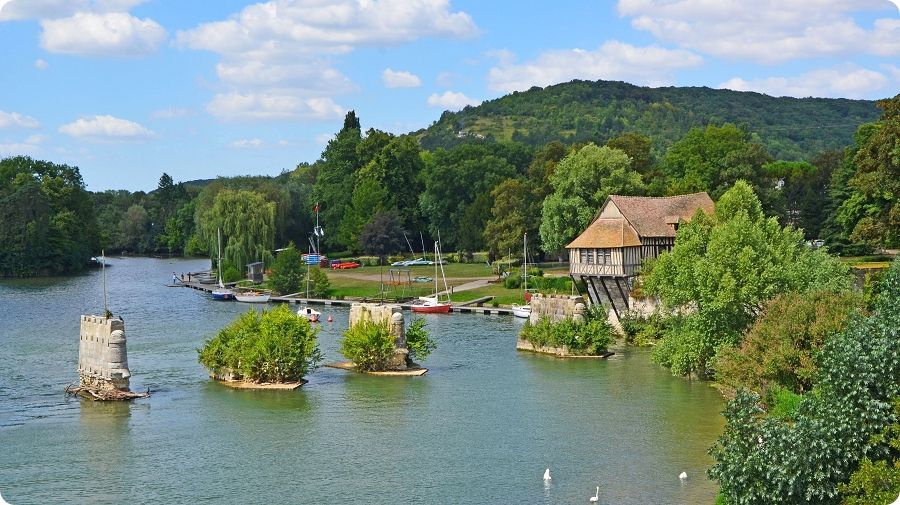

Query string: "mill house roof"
[566, 192, 714, 249]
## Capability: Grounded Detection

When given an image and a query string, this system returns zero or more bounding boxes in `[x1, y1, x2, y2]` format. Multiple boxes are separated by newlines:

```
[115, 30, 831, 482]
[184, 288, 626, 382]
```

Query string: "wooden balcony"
[569, 262, 640, 277]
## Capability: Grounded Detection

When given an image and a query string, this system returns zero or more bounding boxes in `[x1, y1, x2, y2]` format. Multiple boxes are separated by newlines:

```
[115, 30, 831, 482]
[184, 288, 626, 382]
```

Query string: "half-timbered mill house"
[567, 192, 714, 319]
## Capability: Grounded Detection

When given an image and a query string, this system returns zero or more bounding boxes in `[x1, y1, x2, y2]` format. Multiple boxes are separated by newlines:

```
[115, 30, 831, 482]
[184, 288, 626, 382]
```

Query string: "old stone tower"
[78, 315, 131, 392]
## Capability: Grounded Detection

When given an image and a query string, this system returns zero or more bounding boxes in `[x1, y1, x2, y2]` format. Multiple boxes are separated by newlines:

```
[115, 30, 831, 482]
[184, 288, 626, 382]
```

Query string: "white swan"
[679, 471, 688, 481]
[543, 468, 551, 481]
[589, 486, 599, 502]
[0, 491, 10, 505]
[890, 490, 900, 505]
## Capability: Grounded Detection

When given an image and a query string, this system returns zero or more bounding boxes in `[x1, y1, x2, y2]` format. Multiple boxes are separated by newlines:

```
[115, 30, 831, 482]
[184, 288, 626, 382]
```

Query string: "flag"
[313, 203, 319, 212]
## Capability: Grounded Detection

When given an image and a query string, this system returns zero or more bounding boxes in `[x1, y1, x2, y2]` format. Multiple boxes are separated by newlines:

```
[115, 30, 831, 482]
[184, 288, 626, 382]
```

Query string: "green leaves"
[405, 317, 436, 362]
[198, 305, 322, 383]
[339, 320, 396, 372]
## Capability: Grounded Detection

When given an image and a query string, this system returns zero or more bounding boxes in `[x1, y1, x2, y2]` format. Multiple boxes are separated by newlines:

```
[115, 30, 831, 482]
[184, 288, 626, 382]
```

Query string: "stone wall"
[349, 303, 408, 370]
[78, 315, 130, 391]
[529, 294, 586, 324]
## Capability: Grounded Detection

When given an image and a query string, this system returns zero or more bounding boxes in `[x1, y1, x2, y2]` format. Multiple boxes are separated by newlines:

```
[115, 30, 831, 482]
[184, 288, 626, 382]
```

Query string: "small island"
[517, 294, 615, 358]
[328, 303, 436, 375]
[198, 304, 322, 389]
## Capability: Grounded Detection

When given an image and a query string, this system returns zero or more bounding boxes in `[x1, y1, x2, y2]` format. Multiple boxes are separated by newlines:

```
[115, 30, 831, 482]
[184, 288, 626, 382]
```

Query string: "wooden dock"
[177, 281, 513, 316]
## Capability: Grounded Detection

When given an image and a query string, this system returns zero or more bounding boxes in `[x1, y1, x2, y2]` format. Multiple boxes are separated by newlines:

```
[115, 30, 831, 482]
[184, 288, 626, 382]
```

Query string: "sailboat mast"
[523, 232, 527, 293]
[102, 249, 108, 315]
[217, 228, 223, 287]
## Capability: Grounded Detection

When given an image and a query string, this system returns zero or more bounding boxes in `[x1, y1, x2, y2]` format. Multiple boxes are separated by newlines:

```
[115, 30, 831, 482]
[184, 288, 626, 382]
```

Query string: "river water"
[0, 258, 724, 504]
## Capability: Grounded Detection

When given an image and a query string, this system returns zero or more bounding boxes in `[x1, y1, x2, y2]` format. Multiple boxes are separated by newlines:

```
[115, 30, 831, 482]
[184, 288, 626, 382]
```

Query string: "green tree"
[339, 320, 396, 372]
[0, 156, 98, 276]
[662, 124, 776, 208]
[844, 95, 900, 247]
[710, 259, 900, 504]
[312, 111, 363, 250]
[539, 143, 644, 253]
[483, 179, 534, 257]
[269, 242, 305, 295]
[339, 177, 389, 250]
[715, 290, 864, 396]
[197, 189, 275, 270]
[119, 204, 150, 251]
[645, 180, 851, 377]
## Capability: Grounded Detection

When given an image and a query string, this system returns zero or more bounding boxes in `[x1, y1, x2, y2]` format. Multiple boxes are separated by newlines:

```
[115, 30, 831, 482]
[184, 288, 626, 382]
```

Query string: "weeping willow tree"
[197, 189, 275, 270]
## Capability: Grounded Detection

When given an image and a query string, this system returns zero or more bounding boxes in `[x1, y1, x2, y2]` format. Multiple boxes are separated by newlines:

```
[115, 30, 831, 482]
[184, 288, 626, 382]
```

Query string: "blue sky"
[1, 0, 898, 191]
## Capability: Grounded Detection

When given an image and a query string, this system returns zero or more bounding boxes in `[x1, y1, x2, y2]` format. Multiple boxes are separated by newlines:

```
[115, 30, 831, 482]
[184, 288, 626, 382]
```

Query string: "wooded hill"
[418, 80, 880, 161]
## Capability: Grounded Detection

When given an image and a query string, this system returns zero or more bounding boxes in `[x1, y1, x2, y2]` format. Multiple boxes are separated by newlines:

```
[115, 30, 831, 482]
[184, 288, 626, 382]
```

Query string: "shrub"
[269, 243, 305, 295]
[198, 305, 322, 383]
[221, 261, 243, 283]
[356, 255, 380, 266]
[714, 290, 864, 395]
[766, 386, 803, 421]
[339, 320, 395, 372]
[405, 317, 436, 362]
[307, 267, 330, 298]
[520, 315, 613, 355]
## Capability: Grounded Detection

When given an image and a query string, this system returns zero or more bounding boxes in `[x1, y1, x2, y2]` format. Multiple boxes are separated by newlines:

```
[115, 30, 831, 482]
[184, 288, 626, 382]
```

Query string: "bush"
[714, 290, 864, 395]
[405, 317, 436, 362]
[520, 315, 613, 355]
[766, 386, 803, 421]
[339, 320, 396, 372]
[269, 243, 305, 295]
[184, 234, 207, 257]
[307, 267, 330, 298]
[198, 304, 322, 383]
[356, 255, 380, 266]
[221, 262, 242, 283]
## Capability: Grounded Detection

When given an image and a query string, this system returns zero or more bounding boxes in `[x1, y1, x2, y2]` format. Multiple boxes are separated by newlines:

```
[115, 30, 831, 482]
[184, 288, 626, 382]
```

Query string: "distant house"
[567, 192, 714, 318]
[246, 262, 264, 284]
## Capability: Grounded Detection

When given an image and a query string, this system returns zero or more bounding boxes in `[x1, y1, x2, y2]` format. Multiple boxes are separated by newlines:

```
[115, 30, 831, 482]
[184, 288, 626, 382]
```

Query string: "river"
[0, 257, 724, 504]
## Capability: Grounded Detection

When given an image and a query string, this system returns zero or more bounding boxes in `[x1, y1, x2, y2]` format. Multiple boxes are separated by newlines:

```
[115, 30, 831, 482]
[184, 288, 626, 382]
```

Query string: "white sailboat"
[511, 233, 532, 318]
[411, 241, 452, 313]
[297, 252, 320, 321]
[211, 228, 235, 300]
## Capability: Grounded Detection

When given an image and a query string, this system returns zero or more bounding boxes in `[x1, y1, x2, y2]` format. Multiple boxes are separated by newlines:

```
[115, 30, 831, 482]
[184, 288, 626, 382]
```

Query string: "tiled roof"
[566, 218, 641, 249]
[609, 192, 713, 237]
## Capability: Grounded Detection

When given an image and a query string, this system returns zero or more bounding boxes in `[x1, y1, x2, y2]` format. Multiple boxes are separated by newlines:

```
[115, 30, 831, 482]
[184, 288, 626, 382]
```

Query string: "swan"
[890, 490, 900, 505]
[589, 486, 599, 502]
[679, 471, 688, 481]
[0, 491, 9, 505]
[543, 468, 551, 481]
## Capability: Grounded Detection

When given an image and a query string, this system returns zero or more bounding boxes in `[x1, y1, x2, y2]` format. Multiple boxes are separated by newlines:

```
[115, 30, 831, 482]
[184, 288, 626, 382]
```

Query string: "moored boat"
[234, 292, 270, 303]
[297, 306, 321, 322]
[411, 296, 452, 313]
[511, 304, 531, 318]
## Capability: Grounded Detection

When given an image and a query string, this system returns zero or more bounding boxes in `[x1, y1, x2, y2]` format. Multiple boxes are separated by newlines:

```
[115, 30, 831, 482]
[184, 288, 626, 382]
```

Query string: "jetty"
[176, 280, 513, 315]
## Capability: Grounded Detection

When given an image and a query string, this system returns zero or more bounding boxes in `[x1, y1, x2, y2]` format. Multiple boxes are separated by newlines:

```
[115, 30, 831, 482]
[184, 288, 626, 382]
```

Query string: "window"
[580, 249, 594, 264]
[597, 249, 612, 265]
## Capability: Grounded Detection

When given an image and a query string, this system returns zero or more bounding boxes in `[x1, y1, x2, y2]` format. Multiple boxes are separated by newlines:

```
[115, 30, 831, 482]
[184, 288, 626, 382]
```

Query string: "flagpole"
[315, 202, 320, 255]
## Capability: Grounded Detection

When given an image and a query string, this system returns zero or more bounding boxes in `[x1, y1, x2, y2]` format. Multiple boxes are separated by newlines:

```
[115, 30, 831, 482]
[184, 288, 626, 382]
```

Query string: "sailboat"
[511, 233, 532, 318]
[211, 228, 235, 300]
[411, 241, 452, 314]
[297, 251, 320, 322]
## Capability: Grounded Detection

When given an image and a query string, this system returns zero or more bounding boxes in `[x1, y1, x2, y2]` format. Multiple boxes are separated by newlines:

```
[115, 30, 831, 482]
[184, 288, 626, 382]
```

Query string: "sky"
[0, 0, 898, 192]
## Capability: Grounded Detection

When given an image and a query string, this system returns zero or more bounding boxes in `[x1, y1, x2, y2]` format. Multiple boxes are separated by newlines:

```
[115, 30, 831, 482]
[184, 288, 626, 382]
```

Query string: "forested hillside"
[419, 80, 879, 160]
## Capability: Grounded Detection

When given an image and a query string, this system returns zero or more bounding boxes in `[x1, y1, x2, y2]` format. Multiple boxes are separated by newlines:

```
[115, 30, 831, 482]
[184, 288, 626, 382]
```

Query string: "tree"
[197, 189, 275, 270]
[483, 179, 534, 257]
[358, 210, 406, 259]
[539, 143, 644, 253]
[844, 95, 900, 247]
[662, 124, 776, 209]
[710, 259, 900, 504]
[311, 111, 362, 250]
[715, 290, 864, 396]
[645, 180, 852, 377]
[119, 204, 150, 251]
[269, 243, 305, 295]
[0, 156, 98, 276]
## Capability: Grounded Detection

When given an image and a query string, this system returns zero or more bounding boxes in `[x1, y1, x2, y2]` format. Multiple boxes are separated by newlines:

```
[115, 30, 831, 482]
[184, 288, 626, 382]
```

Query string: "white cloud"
[59, 114, 155, 141]
[40, 12, 166, 57]
[315, 133, 333, 145]
[0, 0, 146, 21]
[0, 110, 40, 128]
[230, 138, 264, 148]
[177, 0, 477, 121]
[150, 107, 191, 119]
[720, 66, 891, 99]
[435, 71, 459, 88]
[427, 91, 480, 110]
[207, 93, 345, 121]
[0, 133, 43, 155]
[382, 68, 421, 88]
[617, 0, 900, 63]
[34, 58, 48, 70]
[487, 41, 702, 93]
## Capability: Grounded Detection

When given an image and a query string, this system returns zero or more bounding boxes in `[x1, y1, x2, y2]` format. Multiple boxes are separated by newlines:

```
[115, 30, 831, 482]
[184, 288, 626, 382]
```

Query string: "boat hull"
[211, 290, 234, 300]
[511, 305, 531, 318]
[234, 294, 270, 303]
[410, 303, 452, 314]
